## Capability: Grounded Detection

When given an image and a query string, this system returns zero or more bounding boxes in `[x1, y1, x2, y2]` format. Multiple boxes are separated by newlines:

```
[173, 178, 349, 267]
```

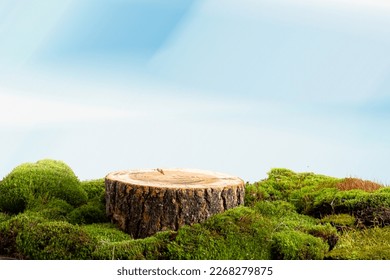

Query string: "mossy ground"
[1, 160, 389, 259]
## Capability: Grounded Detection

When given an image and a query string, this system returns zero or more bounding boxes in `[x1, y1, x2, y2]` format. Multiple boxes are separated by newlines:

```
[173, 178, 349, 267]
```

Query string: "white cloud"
[0, 89, 136, 127]
[0, 81, 254, 129]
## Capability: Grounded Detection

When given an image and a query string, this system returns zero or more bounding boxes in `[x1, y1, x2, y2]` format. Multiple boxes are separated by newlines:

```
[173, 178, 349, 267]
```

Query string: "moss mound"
[27, 198, 74, 221]
[68, 200, 108, 225]
[0, 213, 47, 258]
[271, 230, 328, 260]
[80, 179, 105, 201]
[17, 220, 95, 259]
[69, 179, 107, 225]
[82, 223, 133, 244]
[245, 168, 339, 206]
[0, 159, 87, 213]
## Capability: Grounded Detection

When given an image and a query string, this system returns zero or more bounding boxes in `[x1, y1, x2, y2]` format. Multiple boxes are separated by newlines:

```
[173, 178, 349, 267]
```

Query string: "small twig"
[156, 168, 165, 175]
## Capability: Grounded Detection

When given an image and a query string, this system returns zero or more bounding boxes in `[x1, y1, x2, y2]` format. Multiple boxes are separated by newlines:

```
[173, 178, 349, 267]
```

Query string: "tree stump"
[105, 168, 245, 239]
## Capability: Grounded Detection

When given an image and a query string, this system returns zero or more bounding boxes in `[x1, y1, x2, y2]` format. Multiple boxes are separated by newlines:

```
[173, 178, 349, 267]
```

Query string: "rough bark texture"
[105, 169, 245, 239]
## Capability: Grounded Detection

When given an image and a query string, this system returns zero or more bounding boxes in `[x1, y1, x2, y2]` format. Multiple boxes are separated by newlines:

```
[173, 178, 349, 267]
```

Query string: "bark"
[105, 168, 245, 238]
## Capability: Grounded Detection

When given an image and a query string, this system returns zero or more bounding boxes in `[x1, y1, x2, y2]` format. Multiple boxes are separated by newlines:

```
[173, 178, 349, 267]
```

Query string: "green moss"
[0, 183, 32, 214]
[202, 207, 274, 259]
[28, 198, 74, 221]
[253, 200, 339, 250]
[0, 212, 10, 223]
[93, 241, 144, 260]
[302, 188, 390, 226]
[167, 224, 226, 260]
[67, 200, 108, 225]
[320, 214, 356, 230]
[289, 185, 336, 214]
[167, 206, 276, 259]
[166, 206, 276, 259]
[246, 168, 339, 206]
[16, 220, 95, 260]
[271, 230, 328, 260]
[167, 201, 334, 260]
[326, 227, 390, 260]
[307, 224, 339, 250]
[377, 187, 390, 194]
[0, 159, 87, 213]
[254, 200, 296, 217]
[82, 223, 132, 243]
[67, 178, 108, 225]
[92, 231, 172, 260]
[0, 213, 47, 258]
[80, 179, 105, 201]
[266, 168, 338, 193]
[254, 200, 319, 231]
[3, 164, 390, 260]
[343, 192, 390, 210]
[245, 181, 281, 206]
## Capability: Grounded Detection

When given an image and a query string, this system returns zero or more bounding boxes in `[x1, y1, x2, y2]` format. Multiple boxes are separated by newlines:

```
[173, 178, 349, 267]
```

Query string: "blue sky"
[1, 0, 390, 183]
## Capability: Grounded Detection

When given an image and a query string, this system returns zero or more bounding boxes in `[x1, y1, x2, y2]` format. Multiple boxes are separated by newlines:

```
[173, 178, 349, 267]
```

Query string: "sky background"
[1, 0, 390, 183]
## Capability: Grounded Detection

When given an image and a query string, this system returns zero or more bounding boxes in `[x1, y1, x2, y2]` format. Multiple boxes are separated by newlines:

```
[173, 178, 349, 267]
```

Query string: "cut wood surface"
[105, 168, 245, 238]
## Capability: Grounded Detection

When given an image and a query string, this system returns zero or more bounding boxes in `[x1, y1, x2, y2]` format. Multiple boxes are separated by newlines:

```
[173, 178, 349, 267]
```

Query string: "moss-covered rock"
[166, 224, 226, 260]
[0, 159, 87, 213]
